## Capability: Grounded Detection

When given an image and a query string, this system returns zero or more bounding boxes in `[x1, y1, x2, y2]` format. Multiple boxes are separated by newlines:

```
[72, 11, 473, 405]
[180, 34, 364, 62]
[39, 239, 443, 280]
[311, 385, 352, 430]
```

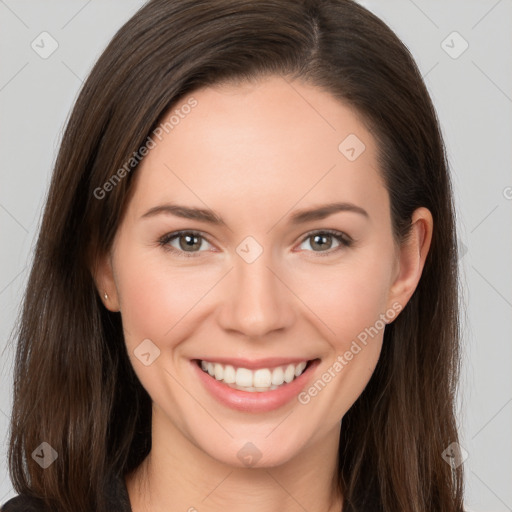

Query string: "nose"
[216, 248, 296, 339]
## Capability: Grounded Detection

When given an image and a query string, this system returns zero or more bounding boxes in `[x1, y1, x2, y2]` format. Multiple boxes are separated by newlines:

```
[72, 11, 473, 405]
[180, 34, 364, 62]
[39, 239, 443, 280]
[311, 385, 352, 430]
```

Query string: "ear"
[387, 207, 433, 311]
[91, 251, 121, 312]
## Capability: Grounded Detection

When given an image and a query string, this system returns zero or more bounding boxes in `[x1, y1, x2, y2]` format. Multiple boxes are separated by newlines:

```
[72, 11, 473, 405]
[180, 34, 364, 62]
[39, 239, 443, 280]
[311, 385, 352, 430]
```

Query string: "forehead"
[128, 75, 388, 224]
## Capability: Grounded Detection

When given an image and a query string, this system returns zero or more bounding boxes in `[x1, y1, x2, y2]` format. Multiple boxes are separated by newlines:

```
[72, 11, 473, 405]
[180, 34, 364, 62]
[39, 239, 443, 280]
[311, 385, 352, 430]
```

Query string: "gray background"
[0, 0, 511, 510]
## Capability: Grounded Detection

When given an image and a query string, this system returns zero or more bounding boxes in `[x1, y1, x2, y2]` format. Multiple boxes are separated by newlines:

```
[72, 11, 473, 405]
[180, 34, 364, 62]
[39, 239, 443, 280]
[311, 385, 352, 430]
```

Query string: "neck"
[125, 407, 343, 512]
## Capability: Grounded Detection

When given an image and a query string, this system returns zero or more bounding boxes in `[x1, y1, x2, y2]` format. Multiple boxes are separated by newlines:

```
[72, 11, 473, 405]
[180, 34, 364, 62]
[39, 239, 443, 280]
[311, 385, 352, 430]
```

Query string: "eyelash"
[158, 229, 353, 258]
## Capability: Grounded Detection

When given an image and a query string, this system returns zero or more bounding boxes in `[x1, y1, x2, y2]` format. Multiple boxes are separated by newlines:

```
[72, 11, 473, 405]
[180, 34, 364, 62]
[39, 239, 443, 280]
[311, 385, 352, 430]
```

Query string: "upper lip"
[194, 357, 317, 370]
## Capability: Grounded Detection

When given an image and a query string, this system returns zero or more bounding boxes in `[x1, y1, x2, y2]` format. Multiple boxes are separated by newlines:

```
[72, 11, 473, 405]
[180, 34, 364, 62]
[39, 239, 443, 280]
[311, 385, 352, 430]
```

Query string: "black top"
[1, 472, 132, 512]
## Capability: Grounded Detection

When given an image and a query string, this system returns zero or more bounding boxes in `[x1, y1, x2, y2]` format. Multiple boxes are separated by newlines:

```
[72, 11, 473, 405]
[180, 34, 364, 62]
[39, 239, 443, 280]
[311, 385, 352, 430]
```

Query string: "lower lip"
[192, 359, 320, 413]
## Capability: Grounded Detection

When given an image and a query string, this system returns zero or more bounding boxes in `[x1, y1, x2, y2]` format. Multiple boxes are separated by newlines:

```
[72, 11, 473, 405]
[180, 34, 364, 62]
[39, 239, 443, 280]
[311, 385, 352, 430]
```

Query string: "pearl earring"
[104, 292, 108, 300]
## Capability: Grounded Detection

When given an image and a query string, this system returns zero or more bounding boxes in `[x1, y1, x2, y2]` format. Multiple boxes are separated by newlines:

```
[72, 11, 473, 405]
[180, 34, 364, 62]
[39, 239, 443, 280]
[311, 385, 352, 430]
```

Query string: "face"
[97, 75, 430, 469]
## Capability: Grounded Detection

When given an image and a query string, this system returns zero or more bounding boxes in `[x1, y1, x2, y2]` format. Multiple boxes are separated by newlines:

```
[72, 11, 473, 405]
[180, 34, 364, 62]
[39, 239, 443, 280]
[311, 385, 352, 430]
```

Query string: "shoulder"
[0, 472, 132, 512]
[1, 494, 46, 511]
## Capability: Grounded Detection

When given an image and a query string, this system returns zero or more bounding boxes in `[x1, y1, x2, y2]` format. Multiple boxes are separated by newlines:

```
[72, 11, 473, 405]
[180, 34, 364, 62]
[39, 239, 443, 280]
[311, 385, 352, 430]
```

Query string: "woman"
[2, 0, 465, 511]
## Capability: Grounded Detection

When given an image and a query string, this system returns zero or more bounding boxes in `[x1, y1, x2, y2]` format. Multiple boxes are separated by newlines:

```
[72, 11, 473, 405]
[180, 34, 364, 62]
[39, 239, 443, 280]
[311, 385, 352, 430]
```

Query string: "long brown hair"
[6, 1, 464, 510]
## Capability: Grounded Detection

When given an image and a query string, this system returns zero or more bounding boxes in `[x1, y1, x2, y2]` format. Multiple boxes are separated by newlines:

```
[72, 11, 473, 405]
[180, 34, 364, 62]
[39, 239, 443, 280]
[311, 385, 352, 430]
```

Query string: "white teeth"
[271, 367, 284, 386]
[214, 363, 224, 381]
[228, 384, 280, 392]
[199, 359, 310, 391]
[253, 369, 272, 388]
[235, 367, 253, 387]
[223, 364, 236, 384]
[295, 361, 307, 377]
[284, 364, 295, 383]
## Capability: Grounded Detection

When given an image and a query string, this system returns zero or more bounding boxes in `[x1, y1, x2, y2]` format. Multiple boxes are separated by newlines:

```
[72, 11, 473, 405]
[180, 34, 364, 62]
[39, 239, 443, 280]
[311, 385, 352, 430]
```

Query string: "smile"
[198, 359, 310, 392]
[192, 357, 320, 413]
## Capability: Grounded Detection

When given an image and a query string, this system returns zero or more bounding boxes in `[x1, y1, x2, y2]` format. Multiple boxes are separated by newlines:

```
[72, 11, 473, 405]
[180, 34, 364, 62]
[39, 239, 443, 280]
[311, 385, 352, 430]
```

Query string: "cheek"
[304, 255, 395, 345]
[114, 250, 212, 351]
[114, 251, 219, 411]
[294, 262, 390, 419]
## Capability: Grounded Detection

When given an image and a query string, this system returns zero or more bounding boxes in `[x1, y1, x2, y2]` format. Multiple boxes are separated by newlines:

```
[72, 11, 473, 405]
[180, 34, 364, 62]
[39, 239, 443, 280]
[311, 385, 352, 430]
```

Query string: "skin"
[94, 75, 433, 512]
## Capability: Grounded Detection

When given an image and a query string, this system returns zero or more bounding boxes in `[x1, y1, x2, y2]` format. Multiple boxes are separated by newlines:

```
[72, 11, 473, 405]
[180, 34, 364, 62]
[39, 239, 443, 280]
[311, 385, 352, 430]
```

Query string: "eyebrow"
[140, 201, 369, 226]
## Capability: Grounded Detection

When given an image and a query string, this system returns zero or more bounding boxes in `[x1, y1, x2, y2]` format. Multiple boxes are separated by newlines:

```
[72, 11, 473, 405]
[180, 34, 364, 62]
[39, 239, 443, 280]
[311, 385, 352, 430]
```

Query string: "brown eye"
[298, 230, 352, 255]
[159, 231, 212, 257]
[176, 233, 203, 252]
